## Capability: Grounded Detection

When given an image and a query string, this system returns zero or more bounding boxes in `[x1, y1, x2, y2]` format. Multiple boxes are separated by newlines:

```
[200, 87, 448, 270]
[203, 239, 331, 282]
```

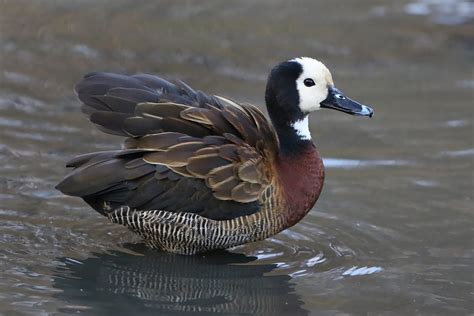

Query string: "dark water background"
[0, 0, 473, 315]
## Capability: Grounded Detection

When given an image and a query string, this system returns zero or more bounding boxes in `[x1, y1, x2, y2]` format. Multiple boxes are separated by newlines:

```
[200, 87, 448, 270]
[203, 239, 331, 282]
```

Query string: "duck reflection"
[53, 244, 307, 315]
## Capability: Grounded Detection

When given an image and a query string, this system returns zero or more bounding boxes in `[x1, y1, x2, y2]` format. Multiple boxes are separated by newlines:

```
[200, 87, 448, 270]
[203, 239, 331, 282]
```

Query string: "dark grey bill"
[320, 87, 374, 117]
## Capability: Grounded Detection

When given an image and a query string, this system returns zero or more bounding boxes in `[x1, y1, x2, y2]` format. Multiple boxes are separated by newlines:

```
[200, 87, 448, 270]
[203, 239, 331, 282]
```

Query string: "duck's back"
[56, 72, 284, 253]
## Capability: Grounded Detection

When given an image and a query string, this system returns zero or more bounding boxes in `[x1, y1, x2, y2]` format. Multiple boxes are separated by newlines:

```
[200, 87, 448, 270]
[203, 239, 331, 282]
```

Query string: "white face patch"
[291, 116, 311, 140]
[291, 57, 334, 113]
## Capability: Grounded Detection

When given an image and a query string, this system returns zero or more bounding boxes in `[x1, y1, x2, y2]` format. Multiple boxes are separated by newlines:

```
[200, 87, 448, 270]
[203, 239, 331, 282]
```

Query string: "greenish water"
[0, 0, 473, 314]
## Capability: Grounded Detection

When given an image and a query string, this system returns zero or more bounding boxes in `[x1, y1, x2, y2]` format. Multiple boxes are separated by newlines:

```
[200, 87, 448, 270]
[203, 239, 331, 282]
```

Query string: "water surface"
[0, 0, 473, 314]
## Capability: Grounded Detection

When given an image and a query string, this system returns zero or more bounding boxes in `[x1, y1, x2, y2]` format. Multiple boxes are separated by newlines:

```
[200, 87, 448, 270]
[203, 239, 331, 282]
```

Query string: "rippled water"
[0, 0, 473, 314]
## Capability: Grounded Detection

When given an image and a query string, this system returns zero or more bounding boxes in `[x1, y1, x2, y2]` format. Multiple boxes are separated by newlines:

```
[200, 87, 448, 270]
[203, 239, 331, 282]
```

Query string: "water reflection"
[53, 245, 308, 315]
[323, 158, 410, 169]
[404, 0, 474, 25]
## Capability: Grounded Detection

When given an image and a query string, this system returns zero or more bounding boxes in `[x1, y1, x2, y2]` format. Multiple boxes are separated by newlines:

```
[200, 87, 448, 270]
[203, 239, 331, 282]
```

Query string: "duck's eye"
[303, 78, 315, 87]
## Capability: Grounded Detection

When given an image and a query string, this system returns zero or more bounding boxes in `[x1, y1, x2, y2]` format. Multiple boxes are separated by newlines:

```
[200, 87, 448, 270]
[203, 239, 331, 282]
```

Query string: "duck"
[56, 57, 373, 255]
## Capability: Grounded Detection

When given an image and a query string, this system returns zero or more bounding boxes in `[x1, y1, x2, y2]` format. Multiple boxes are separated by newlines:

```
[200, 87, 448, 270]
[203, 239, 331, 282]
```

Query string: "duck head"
[265, 57, 373, 153]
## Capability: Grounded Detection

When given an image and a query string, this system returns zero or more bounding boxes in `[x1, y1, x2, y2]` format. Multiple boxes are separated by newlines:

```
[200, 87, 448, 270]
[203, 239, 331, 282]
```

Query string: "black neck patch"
[265, 60, 312, 155]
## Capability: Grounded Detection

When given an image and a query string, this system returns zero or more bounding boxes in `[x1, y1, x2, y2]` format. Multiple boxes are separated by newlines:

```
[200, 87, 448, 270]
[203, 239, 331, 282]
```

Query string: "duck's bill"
[320, 87, 374, 117]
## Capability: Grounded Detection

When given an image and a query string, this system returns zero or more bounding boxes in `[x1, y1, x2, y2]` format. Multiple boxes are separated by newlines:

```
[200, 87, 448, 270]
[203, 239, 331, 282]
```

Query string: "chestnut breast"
[275, 145, 324, 227]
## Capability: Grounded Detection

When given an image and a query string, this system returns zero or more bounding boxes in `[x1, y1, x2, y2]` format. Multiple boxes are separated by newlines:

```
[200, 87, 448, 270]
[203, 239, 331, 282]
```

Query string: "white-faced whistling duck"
[57, 57, 374, 255]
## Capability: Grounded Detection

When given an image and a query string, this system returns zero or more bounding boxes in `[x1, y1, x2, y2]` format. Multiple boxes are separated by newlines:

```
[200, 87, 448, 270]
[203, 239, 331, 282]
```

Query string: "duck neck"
[265, 81, 314, 156]
[272, 117, 325, 228]
[274, 115, 313, 156]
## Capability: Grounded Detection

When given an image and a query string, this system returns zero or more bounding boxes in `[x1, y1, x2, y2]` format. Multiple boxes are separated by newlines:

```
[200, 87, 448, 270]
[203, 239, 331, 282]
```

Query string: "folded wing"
[57, 72, 278, 220]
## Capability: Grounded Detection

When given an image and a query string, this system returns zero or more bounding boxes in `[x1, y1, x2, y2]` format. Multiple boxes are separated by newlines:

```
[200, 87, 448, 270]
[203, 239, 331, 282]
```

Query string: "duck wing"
[56, 72, 279, 220]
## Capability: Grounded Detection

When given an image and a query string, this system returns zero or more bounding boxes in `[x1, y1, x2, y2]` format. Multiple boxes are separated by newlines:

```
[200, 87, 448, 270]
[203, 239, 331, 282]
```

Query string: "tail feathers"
[56, 150, 155, 215]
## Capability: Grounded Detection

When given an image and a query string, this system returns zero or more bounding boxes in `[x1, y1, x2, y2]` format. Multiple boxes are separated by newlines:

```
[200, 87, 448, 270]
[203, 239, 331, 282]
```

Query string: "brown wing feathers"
[132, 105, 271, 203]
[57, 72, 278, 220]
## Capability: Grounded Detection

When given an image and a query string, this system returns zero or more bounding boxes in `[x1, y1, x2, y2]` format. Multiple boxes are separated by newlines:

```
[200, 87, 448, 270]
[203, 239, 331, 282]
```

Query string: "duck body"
[57, 57, 372, 254]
